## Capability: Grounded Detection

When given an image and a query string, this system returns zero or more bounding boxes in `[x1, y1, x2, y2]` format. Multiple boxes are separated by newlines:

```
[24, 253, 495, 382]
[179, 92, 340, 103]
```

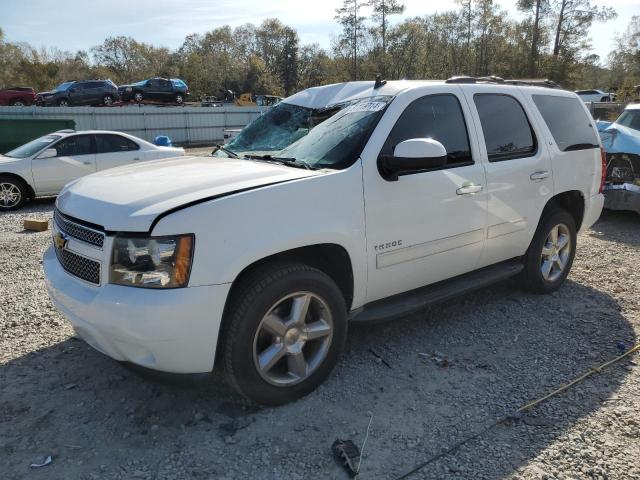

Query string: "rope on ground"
[392, 343, 640, 480]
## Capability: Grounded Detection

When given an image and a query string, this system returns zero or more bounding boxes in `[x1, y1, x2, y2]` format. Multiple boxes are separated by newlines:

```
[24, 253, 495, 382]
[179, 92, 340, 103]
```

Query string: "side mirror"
[378, 138, 447, 181]
[37, 148, 57, 159]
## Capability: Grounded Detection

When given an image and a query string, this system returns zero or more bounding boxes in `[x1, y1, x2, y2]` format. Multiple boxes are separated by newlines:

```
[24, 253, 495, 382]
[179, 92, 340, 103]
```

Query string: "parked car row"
[0, 78, 189, 108]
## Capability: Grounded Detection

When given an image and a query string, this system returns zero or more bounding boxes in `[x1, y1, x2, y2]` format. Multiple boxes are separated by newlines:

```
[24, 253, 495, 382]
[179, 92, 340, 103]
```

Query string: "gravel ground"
[1, 202, 639, 480]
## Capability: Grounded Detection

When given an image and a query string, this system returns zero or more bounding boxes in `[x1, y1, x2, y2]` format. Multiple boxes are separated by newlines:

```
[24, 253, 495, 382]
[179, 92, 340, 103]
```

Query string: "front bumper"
[604, 184, 640, 215]
[43, 246, 231, 373]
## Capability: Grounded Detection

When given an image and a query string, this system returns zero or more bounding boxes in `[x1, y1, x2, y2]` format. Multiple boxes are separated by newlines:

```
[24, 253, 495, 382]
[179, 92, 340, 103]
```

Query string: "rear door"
[94, 134, 142, 170]
[461, 86, 553, 267]
[31, 134, 96, 194]
[361, 86, 488, 302]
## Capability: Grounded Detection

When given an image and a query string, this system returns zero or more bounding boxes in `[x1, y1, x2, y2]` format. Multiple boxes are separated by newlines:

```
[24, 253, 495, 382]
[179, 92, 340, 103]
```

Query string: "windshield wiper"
[244, 154, 315, 170]
[211, 144, 239, 158]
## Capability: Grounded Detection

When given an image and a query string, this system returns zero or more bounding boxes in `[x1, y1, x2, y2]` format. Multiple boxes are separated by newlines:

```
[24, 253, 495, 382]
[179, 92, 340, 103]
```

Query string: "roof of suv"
[284, 79, 573, 109]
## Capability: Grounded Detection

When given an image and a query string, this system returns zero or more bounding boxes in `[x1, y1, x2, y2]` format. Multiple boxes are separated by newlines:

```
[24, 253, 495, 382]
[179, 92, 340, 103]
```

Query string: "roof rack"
[446, 75, 562, 89]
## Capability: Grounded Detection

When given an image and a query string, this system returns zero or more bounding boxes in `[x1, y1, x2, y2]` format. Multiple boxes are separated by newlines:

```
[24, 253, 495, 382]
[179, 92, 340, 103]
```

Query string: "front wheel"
[0, 176, 27, 211]
[520, 208, 577, 293]
[221, 263, 348, 405]
[133, 92, 144, 103]
[175, 94, 184, 105]
[103, 94, 114, 106]
[10, 100, 25, 106]
[58, 98, 70, 107]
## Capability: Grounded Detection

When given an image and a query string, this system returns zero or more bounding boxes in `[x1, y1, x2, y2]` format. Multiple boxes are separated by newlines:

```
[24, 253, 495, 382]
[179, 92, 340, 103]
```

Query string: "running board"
[350, 260, 524, 324]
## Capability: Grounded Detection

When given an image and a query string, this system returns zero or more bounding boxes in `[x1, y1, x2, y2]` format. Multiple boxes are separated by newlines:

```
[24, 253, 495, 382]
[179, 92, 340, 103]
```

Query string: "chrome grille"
[53, 209, 105, 248]
[54, 246, 101, 285]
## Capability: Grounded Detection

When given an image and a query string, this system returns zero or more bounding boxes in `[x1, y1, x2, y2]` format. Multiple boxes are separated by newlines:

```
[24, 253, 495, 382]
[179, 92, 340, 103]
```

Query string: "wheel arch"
[0, 172, 35, 199]
[541, 190, 585, 231]
[215, 242, 354, 367]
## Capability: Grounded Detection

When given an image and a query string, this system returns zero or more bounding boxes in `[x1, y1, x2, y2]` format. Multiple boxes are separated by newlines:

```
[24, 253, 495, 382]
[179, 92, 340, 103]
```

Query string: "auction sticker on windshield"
[343, 101, 388, 114]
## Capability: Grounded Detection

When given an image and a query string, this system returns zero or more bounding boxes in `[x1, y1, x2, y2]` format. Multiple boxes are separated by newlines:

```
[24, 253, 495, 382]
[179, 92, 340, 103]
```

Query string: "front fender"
[151, 163, 368, 309]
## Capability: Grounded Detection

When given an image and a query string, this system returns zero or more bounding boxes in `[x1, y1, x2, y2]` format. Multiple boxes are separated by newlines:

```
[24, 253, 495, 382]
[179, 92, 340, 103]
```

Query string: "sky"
[0, 0, 637, 65]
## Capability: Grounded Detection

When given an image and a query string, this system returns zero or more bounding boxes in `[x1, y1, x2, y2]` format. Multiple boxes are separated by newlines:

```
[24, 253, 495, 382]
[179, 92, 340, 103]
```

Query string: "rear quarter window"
[532, 95, 599, 152]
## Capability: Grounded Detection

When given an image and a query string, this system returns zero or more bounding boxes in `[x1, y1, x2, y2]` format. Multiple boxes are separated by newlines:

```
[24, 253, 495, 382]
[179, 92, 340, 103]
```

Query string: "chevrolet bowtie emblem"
[54, 232, 68, 250]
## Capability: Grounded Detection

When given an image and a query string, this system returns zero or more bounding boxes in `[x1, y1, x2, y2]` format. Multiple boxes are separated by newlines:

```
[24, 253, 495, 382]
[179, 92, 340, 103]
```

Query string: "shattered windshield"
[278, 96, 392, 170]
[617, 110, 640, 132]
[224, 101, 346, 155]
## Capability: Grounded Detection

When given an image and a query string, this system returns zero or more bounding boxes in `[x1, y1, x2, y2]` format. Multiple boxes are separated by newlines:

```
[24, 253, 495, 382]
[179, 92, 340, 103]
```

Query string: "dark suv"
[118, 78, 189, 105]
[36, 80, 119, 107]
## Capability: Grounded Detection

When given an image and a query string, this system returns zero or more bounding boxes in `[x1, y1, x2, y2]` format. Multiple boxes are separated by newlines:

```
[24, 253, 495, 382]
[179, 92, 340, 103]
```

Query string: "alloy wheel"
[540, 223, 571, 282]
[253, 291, 334, 386]
[0, 182, 21, 208]
[104, 95, 113, 105]
[12, 101, 25, 106]
[134, 93, 143, 102]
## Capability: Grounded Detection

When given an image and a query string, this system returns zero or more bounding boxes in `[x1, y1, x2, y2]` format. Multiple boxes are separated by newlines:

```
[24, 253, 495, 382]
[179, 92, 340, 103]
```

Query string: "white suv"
[44, 79, 605, 405]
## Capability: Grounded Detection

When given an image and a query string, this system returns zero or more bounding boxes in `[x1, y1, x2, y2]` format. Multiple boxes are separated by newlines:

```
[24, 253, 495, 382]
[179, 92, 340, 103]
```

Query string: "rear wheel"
[0, 176, 27, 211]
[221, 263, 347, 405]
[521, 208, 576, 293]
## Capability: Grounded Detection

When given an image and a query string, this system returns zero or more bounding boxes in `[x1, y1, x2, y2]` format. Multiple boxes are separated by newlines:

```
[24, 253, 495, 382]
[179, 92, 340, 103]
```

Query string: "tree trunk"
[528, 0, 541, 77]
[553, 0, 566, 57]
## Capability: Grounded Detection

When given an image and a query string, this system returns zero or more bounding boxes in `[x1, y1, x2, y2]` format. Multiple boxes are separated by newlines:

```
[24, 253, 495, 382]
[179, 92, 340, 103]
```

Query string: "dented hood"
[56, 156, 321, 232]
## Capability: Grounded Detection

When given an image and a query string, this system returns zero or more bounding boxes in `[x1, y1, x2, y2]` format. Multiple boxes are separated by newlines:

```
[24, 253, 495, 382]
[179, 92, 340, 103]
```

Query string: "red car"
[0, 87, 36, 106]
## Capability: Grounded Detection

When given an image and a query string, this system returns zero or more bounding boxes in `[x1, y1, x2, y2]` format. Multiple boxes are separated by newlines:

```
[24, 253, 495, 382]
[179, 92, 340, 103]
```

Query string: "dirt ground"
[1, 202, 639, 480]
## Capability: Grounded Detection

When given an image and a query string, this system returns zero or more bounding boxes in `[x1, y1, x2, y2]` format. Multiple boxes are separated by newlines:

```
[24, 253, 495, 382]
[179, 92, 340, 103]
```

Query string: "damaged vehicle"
[44, 79, 604, 405]
[598, 103, 640, 215]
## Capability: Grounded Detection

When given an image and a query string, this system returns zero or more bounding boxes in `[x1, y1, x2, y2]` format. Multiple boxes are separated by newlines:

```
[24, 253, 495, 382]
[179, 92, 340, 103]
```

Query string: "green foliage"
[0, 4, 633, 98]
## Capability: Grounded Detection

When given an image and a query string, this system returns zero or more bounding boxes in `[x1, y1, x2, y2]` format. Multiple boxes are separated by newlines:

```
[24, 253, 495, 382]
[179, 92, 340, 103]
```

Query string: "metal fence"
[0, 105, 267, 146]
[586, 102, 626, 122]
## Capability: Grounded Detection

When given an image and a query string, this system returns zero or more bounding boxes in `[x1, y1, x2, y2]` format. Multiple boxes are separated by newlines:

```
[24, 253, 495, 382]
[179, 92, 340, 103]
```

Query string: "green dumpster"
[0, 118, 76, 154]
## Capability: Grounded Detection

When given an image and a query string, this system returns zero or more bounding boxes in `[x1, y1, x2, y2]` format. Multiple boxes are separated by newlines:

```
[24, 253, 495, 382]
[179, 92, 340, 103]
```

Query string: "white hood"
[56, 156, 321, 232]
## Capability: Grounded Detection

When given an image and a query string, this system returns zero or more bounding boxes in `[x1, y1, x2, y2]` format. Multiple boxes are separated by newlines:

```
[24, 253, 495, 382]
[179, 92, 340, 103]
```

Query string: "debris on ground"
[332, 439, 360, 477]
[418, 351, 451, 367]
[23, 218, 49, 232]
[30, 456, 52, 468]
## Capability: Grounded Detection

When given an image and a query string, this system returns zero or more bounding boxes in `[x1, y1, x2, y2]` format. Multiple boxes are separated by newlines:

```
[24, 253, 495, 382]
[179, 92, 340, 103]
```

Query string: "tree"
[369, 0, 405, 55]
[335, 0, 368, 80]
[518, 0, 549, 77]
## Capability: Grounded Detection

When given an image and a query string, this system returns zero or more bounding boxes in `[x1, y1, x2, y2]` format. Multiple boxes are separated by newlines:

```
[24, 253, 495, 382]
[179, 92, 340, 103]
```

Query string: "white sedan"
[0, 130, 184, 210]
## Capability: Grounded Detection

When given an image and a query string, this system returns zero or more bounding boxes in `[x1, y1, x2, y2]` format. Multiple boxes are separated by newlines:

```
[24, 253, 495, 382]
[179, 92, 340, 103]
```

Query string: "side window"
[95, 134, 139, 154]
[532, 95, 599, 151]
[380, 94, 473, 167]
[55, 136, 92, 157]
[474, 94, 536, 162]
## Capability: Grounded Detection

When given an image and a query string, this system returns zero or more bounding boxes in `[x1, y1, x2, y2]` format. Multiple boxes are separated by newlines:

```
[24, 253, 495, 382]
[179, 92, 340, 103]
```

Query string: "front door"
[31, 134, 96, 194]
[361, 87, 488, 303]
[460, 86, 553, 267]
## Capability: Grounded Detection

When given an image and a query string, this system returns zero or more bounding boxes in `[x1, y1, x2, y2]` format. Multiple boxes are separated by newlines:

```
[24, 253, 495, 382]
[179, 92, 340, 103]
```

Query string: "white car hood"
[56, 156, 321, 232]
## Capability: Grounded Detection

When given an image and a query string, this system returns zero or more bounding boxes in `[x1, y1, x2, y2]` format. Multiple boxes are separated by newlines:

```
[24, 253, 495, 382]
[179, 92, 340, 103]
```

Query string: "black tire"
[0, 175, 28, 211]
[103, 94, 114, 106]
[221, 263, 348, 406]
[133, 91, 144, 103]
[520, 208, 577, 294]
[600, 96, 610, 102]
[57, 98, 70, 107]
[10, 99, 25, 106]
[175, 94, 184, 105]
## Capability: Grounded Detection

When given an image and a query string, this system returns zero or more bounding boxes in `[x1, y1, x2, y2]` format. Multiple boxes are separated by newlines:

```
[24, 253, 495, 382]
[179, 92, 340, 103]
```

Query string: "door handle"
[133, 157, 140, 161]
[530, 170, 550, 181]
[82, 161, 92, 165]
[456, 184, 483, 195]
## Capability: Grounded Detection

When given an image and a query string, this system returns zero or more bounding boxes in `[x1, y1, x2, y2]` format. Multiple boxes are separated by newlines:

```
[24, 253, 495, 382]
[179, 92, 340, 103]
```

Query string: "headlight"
[110, 234, 194, 289]
[126, 87, 132, 92]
